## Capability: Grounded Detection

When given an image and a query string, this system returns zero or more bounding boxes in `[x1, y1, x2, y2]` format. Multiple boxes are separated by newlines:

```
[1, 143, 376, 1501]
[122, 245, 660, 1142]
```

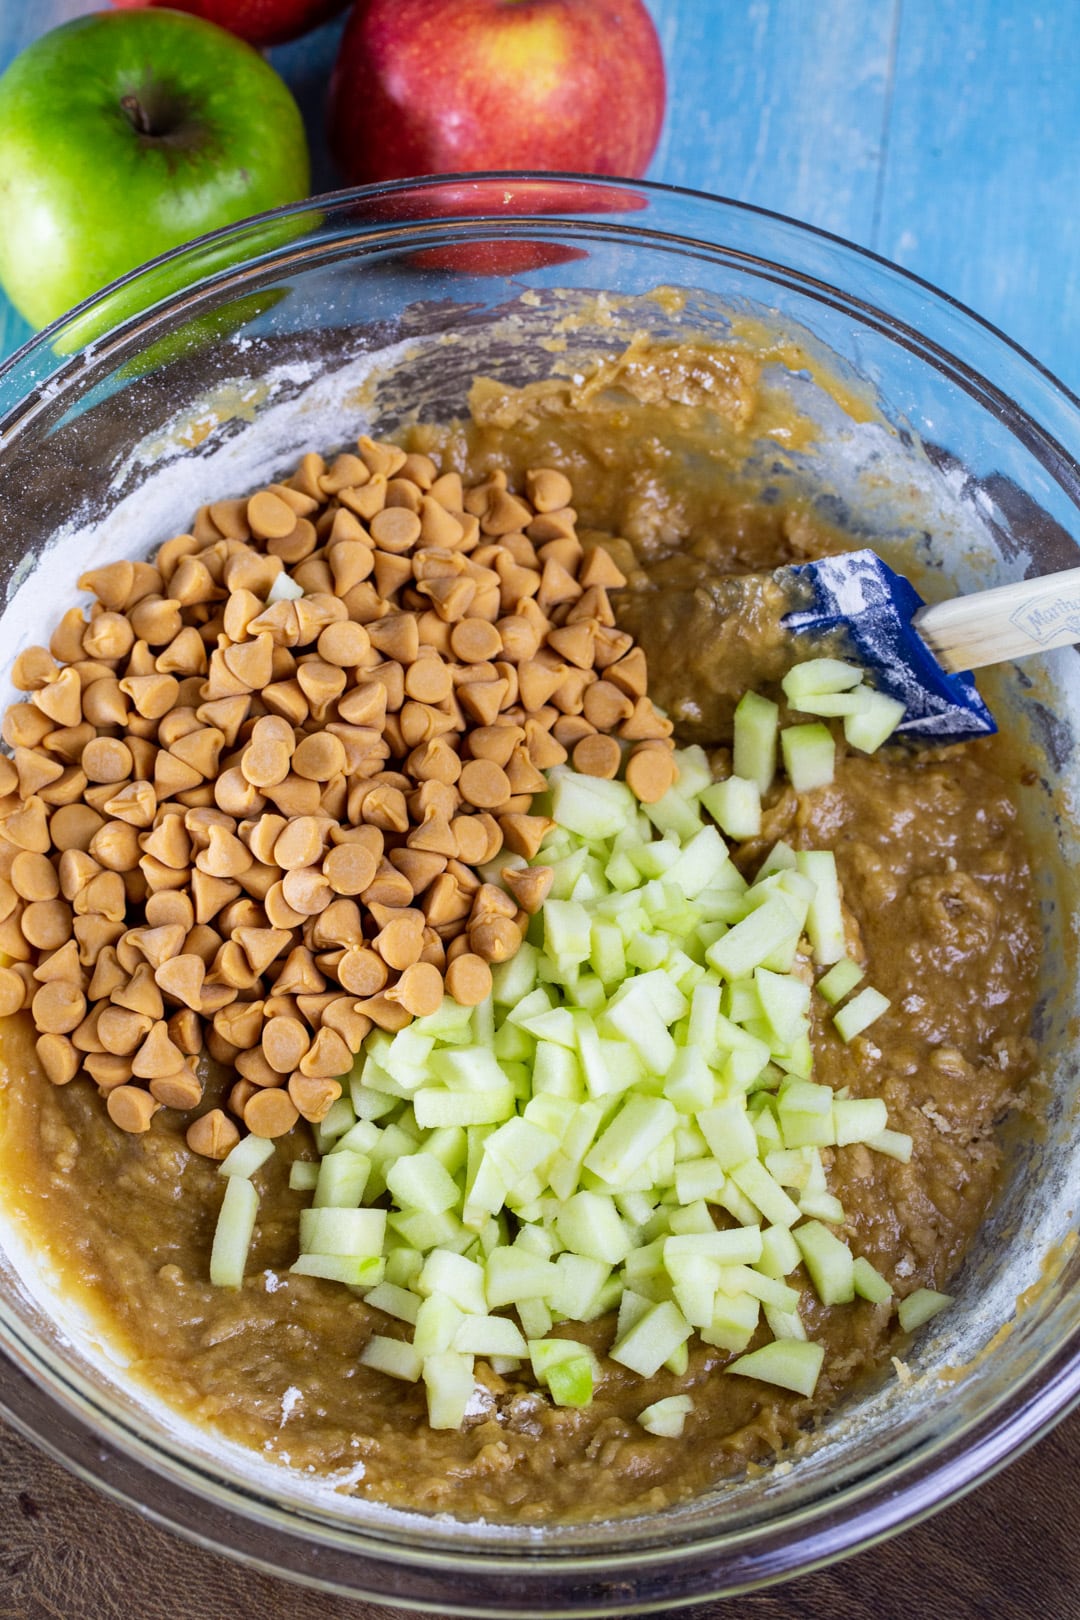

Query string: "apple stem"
[120, 94, 153, 138]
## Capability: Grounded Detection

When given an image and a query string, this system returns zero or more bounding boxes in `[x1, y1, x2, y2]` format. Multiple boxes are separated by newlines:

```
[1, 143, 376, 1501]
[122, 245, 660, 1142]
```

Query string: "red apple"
[328, 0, 666, 185]
[110, 0, 349, 50]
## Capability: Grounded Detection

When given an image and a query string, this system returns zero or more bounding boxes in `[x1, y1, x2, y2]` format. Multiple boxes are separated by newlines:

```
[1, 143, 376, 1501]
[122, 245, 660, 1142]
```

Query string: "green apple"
[0, 9, 309, 330]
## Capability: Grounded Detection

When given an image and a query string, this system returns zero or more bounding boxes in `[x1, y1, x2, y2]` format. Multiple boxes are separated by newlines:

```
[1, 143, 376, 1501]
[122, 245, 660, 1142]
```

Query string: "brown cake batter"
[0, 340, 1040, 1522]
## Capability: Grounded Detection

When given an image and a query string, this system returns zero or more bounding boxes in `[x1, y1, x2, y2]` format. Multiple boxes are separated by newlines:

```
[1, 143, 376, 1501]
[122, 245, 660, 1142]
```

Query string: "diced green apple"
[727, 1338, 825, 1397]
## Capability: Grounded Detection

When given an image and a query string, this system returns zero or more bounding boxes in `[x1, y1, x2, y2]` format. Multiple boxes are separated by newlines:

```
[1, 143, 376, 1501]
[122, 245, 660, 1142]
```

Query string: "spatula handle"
[914, 566, 1080, 673]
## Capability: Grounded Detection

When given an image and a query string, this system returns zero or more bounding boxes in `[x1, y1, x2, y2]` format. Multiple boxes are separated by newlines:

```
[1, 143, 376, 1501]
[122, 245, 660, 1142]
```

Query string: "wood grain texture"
[3, 1407, 1080, 1620]
[4, 1, 1080, 388]
[648, 0, 897, 242]
[876, 0, 1080, 392]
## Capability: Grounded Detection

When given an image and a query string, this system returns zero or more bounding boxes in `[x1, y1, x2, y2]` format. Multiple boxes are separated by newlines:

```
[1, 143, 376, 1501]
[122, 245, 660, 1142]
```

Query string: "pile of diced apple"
[211, 661, 952, 1434]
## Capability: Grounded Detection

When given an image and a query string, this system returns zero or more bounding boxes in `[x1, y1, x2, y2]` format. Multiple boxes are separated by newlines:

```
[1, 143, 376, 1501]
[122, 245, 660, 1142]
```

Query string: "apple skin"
[328, 0, 666, 186]
[110, 0, 350, 51]
[0, 10, 310, 330]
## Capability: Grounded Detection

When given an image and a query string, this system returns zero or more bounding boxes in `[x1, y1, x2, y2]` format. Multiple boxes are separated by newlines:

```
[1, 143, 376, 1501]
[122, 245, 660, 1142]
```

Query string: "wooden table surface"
[3, 3, 1080, 1615]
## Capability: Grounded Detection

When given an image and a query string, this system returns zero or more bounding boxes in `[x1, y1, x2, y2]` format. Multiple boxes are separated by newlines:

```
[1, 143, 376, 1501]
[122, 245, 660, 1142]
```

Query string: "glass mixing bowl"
[1, 176, 1079, 1615]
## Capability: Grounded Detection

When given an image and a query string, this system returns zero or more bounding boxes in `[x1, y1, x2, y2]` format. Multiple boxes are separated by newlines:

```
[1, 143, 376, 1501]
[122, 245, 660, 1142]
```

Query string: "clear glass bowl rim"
[0, 172, 1079, 1612]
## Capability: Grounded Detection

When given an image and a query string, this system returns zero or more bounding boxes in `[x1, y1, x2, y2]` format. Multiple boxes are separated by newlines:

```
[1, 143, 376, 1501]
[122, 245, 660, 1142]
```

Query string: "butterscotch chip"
[373, 913, 424, 972]
[248, 488, 300, 540]
[2, 797, 50, 855]
[234, 1045, 280, 1089]
[405, 807, 458, 859]
[288, 1072, 343, 1123]
[83, 612, 135, 663]
[292, 732, 346, 782]
[572, 732, 622, 779]
[167, 1007, 202, 1057]
[450, 617, 503, 664]
[625, 744, 679, 804]
[335, 945, 387, 998]
[315, 620, 370, 668]
[103, 781, 156, 829]
[466, 725, 521, 769]
[150, 1067, 204, 1110]
[516, 658, 567, 713]
[469, 915, 521, 963]
[270, 815, 323, 872]
[458, 758, 511, 811]
[232, 927, 291, 979]
[75, 870, 125, 922]
[400, 653, 452, 704]
[3, 702, 54, 752]
[327, 536, 374, 595]
[470, 883, 516, 923]
[502, 864, 555, 915]
[262, 1014, 311, 1074]
[546, 621, 595, 671]
[504, 745, 547, 797]
[145, 890, 195, 932]
[12, 645, 59, 691]
[157, 627, 209, 676]
[368, 613, 420, 666]
[262, 880, 303, 932]
[31, 979, 85, 1035]
[213, 1000, 265, 1052]
[0, 964, 27, 1016]
[131, 1020, 187, 1079]
[265, 773, 322, 818]
[155, 954, 206, 1011]
[11, 851, 59, 903]
[619, 695, 673, 741]
[186, 1109, 241, 1160]
[107, 1085, 161, 1133]
[370, 506, 421, 553]
[36, 1031, 79, 1085]
[280, 865, 332, 916]
[360, 785, 410, 835]
[244, 1087, 299, 1138]
[12, 748, 62, 802]
[444, 953, 493, 1008]
[479, 486, 532, 536]
[227, 1078, 257, 1117]
[321, 841, 377, 897]
[118, 672, 179, 721]
[207, 938, 258, 992]
[579, 544, 628, 589]
[456, 677, 510, 730]
[170, 726, 224, 780]
[446, 816, 487, 867]
[222, 634, 275, 693]
[32, 666, 83, 729]
[499, 812, 554, 860]
[297, 1025, 352, 1080]
[382, 960, 441, 1018]
[21, 899, 72, 952]
[552, 714, 596, 750]
[95, 1005, 152, 1056]
[583, 680, 634, 731]
[522, 467, 570, 514]
[320, 452, 369, 494]
[195, 824, 252, 881]
[84, 1053, 134, 1091]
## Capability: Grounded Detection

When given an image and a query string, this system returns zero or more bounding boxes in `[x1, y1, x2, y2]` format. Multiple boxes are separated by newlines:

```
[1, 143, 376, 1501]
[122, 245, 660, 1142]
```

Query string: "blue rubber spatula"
[779, 549, 1080, 742]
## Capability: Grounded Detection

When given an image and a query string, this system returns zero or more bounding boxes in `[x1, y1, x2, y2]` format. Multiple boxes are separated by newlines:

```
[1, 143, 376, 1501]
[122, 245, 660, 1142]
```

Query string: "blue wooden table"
[3, 6, 1080, 1619]
[2, 1, 1080, 397]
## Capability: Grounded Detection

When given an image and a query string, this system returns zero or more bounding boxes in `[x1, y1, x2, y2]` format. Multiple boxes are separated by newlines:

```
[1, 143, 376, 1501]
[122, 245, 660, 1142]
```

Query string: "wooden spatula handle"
[914, 566, 1080, 673]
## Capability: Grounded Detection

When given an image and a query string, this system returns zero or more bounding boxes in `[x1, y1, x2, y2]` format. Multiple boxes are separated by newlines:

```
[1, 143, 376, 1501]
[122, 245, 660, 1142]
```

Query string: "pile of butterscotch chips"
[0, 438, 677, 1157]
